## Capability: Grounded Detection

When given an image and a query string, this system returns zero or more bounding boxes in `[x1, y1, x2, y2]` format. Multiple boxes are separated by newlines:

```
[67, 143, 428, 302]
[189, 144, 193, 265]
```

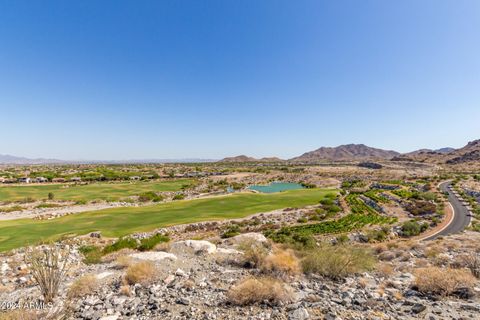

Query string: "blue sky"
[0, 0, 479, 160]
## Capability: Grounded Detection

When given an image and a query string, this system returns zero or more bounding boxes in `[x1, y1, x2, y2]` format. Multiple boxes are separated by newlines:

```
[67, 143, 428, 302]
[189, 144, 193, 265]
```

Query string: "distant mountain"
[220, 155, 284, 162]
[434, 147, 455, 154]
[290, 144, 400, 162]
[0, 154, 65, 165]
[0, 154, 216, 165]
[445, 140, 480, 164]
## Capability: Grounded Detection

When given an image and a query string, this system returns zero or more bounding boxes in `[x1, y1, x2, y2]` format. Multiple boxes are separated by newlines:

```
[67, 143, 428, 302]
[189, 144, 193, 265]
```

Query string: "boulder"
[170, 240, 217, 254]
[129, 251, 177, 262]
[225, 232, 268, 246]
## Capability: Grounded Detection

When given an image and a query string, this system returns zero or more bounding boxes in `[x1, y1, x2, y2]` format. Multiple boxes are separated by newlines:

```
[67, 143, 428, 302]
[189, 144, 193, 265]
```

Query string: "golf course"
[0, 179, 193, 202]
[0, 188, 336, 251]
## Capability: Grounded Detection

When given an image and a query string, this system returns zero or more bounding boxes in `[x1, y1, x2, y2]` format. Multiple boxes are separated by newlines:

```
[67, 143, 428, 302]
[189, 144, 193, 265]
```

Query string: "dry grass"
[424, 246, 442, 259]
[260, 249, 301, 277]
[0, 310, 42, 320]
[154, 242, 171, 252]
[67, 274, 99, 299]
[115, 255, 133, 269]
[302, 244, 376, 280]
[124, 261, 157, 285]
[453, 254, 480, 278]
[414, 267, 476, 296]
[227, 277, 295, 306]
[376, 263, 394, 278]
[237, 240, 269, 268]
[119, 284, 131, 296]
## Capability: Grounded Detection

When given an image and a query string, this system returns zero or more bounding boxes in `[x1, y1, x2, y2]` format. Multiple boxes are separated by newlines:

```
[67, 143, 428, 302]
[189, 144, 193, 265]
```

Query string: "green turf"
[0, 179, 193, 202]
[0, 188, 336, 251]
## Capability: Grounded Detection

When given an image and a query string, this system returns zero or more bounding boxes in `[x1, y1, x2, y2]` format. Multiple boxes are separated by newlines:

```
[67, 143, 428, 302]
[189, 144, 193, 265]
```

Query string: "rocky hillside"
[291, 144, 400, 162]
[1, 229, 479, 320]
[445, 140, 480, 164]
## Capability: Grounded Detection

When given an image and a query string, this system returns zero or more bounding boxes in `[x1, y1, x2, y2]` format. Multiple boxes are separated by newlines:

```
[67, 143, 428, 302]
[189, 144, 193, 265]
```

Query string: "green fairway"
[0, 179, 193, 202]
[0, 188, 336, 251]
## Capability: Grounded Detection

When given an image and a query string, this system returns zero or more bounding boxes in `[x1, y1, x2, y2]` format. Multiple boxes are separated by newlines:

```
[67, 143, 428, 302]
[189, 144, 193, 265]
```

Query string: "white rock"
[175, 268, 187, 277]
[129, 251, 177, 262]
[1, 263, 10, 273]
[170, 240, 217, 254]
[215, 248, 243, 255]
[164, 274, 175, 284]
[96, 271, 114, 280]
[99, 315, 119, 320]
[226, 232, 268, 245]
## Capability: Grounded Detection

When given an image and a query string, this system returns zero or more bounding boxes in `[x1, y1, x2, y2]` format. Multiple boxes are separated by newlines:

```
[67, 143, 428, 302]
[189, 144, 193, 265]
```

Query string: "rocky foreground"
[1, 230, 480, 320]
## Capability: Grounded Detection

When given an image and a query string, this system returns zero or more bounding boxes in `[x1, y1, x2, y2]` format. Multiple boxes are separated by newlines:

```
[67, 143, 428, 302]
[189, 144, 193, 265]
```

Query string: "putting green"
[0, 179, 193, 202]
[0, 188, 336, 251]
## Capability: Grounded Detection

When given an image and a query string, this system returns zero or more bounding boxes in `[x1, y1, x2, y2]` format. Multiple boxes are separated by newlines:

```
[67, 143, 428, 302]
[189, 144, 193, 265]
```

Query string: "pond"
[248, 182, 305, 193]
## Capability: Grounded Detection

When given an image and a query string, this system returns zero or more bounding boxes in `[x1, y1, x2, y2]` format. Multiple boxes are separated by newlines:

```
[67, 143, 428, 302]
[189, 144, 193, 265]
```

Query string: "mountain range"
[2, 139, 480, 165]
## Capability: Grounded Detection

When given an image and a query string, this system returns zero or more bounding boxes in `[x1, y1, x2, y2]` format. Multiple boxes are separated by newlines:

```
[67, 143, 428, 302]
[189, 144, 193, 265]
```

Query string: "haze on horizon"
[1, 0, 479, 161]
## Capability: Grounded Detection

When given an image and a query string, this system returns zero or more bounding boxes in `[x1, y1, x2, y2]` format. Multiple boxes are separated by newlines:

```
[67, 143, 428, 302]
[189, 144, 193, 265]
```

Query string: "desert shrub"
[453, 254, 480, 278]
[137, 234, 170, 251]
[125, 261, 157, 285]
[367, 226, 390, 242]
[401, 220, 428, 237]
[302, 244, 376, 280]
[297, 217, 308, 223]
[260, 249, 301, 277]
[221, 224, 241, 238]
[414, 267, 475, 296]
[79, 245, 103, 264]
[138, 191, 163, 202]
[238, 240, 269, 268]
[25, 245, 69, 303]
[172, 193, 185, 200]
[47, 192, 55, 200]
[67, 274, 98, 299]
[0, 205, 24, 213]
[376, 263, 395, 277]
[405, 200, 436, 216]
[103, 237, 138, 255]
[227, 277, 295, 306]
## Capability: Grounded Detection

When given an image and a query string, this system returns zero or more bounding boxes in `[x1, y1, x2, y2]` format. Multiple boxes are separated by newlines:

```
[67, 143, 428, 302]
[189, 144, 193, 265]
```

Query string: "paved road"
[423, 181, 472, 241]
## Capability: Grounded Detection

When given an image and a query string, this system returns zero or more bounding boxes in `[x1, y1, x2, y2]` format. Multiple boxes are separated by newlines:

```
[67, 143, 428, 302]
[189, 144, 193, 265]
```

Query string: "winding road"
[421, 181, 472, 241]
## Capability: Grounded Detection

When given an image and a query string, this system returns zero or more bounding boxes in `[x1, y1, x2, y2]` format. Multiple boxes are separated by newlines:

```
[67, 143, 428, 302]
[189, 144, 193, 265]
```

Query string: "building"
[52, 178, 66, 183]
[18, 177, 31, 183]
[35, 177, 48, 183]
[70, 177, 82, 182]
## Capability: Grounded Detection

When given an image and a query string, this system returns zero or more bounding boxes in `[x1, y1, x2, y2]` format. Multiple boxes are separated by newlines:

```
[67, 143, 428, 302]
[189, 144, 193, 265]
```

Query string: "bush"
[401, 220, 428, 237]
[238, 240, 269, 268]
[79, 245, 103, 264]
[414, 267, 475, 296]
[125, 261, 157, 285]
[227, 277, 295, 306]
[302, 244, 376, 280]
[260, 249, 301, 277]
[47, 192, 55, 200]
[138, 191, 163, 202]
[67, 274, 98, 299]
[172, 193, 185, 200]
[25, 245, 69, 303]
[103, 238, 138, 255]
[138, 234, 170, 251]
[221, 225, 241, 238]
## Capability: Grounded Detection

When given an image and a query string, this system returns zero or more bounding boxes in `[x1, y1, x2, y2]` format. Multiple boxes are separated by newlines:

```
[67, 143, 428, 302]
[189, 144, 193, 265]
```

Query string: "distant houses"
[18, 177, 31, 183]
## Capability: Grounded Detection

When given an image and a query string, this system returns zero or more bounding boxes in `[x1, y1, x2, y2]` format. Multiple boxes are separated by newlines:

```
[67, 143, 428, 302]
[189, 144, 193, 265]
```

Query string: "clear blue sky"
[1, 1, 479, 160]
